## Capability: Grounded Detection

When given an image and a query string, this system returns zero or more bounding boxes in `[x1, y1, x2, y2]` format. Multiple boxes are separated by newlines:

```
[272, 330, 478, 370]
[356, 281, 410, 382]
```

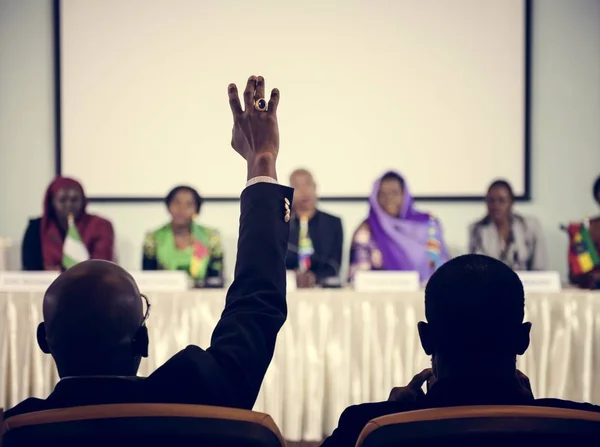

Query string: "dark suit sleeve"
[146, 183, 293, 409]
[21, 218, 44, 271]
[330, 217, 343, 275]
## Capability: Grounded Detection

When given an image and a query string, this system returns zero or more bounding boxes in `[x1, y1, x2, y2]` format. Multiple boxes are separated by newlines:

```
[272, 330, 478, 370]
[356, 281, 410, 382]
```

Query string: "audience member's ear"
[132, 326, 149, 358]
[417, 321, 435, 355]
[36, 323, 51, 354]
[515, 322, 532, 355]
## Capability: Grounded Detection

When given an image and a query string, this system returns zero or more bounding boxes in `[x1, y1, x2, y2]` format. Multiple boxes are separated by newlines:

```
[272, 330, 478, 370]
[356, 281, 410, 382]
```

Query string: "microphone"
[287, 242, 343, 288]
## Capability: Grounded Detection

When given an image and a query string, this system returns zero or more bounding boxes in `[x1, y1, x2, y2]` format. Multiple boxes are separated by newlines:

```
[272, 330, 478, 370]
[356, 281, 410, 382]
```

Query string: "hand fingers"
[408, 368, 434, 389]
[228, 84, 243, 116]
[268, 88, 280, 115]
[255, 76, 266, 102]
[243, 75, 257, 113]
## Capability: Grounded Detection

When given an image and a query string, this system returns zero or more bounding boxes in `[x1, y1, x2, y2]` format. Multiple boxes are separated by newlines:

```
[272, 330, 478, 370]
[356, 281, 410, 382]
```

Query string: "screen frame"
[52, 0, 533, 203]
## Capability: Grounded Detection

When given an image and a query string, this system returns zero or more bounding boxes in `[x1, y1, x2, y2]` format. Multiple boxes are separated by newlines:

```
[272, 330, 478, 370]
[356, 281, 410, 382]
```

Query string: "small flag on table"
[567, 221, 600, 275]
[427, 216, 442, 269]
[62, 214, 90, 269]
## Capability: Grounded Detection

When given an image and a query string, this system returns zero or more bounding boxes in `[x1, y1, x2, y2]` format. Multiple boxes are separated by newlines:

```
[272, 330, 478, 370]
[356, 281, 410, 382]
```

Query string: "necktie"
[298, 216, 314, 272]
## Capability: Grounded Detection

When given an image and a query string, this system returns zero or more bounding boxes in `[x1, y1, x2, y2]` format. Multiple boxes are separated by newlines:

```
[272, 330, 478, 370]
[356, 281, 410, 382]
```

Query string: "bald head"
[289, 168, 317, 215]
[40, 260, 147, 377]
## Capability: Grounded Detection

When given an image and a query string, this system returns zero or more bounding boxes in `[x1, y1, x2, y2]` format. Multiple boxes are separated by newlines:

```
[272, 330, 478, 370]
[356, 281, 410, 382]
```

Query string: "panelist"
[21, 176, 115, 271]
[349, 171, 449, 283]
[286, 168, 343, 288]
[469, 180, 547, 271]
[569, 175, 600, 289]
[142, 185, 224, 286]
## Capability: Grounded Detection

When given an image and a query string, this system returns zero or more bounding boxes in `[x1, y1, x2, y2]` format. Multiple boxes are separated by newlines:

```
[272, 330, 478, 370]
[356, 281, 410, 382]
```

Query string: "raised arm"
[206, 76, 289, 408]
[148, 76, 291, 409]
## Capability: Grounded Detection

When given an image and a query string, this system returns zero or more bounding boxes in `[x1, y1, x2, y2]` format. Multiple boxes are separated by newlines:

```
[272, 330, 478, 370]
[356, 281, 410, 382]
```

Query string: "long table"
[1, 290, 599, 441]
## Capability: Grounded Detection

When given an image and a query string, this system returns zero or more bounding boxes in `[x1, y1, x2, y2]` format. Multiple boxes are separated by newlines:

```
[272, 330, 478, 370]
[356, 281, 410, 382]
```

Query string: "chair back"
[4, 403, 285, 447]
[356, 405, 600, 447]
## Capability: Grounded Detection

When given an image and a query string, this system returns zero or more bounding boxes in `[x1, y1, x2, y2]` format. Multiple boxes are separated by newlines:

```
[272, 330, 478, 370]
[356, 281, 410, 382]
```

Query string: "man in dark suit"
[6, 75, 292, 418]
[286, 168, 343, 288]
[322, 254, 600, 447]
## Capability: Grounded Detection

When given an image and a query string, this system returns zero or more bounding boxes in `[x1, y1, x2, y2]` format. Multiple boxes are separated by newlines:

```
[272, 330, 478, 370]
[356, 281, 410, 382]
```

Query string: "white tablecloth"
[1, 290, 599, 440]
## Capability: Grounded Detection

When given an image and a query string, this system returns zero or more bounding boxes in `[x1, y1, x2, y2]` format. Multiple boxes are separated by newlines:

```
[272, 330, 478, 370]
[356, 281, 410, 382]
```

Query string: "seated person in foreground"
[323, 255, 600, 447]
[143, 185, 224, 286]
[22, 176, 115, 271]
[322, 254, 600, 447]
[469, 179, 547, 270]
[6, 75, 291, 418]
[286, 168, 343, 288]
[569, 175, 600, 289]
[349, 171, 449, 283]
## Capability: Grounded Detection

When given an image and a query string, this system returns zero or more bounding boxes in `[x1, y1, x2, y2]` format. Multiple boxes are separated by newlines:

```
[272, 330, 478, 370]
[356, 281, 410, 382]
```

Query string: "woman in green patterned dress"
[142, 185, 224, 287]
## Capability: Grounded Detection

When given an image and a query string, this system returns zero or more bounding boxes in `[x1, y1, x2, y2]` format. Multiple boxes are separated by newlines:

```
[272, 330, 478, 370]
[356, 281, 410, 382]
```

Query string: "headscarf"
[367, 171, 447, 281]
[41, 177, 95, 269]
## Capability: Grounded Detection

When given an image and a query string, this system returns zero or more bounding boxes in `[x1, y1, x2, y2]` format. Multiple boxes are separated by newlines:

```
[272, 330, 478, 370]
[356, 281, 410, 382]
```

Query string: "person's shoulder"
[469, 216, 489, 230]
[198, 225, 223, 249]
[339, 400, 404, 424]
[352, 221, 371, 242]
[316, 209, 342, 225]
[5, 397, 48, 419]
[88, 214, 114, 230]
[25, 217, 42, 231]
[534, 398, 600, 413]
[520, 214, 542, 227]
[199, 225, 220, 237]
[144, 223, 170, 249]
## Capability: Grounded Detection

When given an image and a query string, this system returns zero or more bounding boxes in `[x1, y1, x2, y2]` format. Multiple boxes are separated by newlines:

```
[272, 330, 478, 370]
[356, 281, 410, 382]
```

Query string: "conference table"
[1, 289, 599, 441]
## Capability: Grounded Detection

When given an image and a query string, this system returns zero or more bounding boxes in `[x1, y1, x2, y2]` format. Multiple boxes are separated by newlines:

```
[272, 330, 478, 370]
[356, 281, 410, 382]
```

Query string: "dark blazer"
[321, 376, 600, 447]
[286, 210, 343, 282]
[21, 218, 44, 271]
[6, 183, 294, 418]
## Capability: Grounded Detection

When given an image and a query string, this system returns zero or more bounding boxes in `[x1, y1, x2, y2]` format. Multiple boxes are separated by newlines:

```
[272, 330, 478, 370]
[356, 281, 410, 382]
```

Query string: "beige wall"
[1, 0, 599, 280]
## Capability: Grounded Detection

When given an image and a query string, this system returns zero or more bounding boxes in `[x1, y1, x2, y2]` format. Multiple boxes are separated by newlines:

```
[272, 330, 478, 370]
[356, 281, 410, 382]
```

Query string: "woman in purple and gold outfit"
[349, 171, 449, 283]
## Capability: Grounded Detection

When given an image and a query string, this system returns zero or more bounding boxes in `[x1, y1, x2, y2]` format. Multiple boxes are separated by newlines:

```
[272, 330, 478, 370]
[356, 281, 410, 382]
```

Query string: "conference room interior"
[1, 0, 600, 445]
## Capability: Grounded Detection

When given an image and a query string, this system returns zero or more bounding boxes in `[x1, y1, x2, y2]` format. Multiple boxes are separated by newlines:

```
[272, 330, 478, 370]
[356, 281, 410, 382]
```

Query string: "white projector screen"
[58, 0, 529, 200]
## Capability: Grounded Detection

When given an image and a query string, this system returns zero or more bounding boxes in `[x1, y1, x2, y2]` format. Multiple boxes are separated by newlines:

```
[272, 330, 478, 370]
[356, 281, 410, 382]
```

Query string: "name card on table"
[286, 271, 297, 293]
[0, 272, 59, 292]
[129, 271, 189, 292]
[515, 271, 562, 293]
[354, 271, 420, 293]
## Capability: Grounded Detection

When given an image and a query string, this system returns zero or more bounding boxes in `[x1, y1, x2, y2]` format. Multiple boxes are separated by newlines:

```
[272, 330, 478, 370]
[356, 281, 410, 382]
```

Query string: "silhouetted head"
[418, 254, 531, 379]
[593, 175, 600, 206]
[485, 179, 514, 224]
[165, 185, 203, 228]
[37, 260, 149, 378]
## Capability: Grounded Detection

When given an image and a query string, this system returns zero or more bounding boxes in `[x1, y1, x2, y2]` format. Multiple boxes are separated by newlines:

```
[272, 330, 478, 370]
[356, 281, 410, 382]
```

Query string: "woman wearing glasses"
[469, 180, 547, 271]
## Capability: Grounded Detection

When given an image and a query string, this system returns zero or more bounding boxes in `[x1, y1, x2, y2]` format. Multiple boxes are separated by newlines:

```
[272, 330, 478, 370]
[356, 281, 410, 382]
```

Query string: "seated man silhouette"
[6, 75, 290, 417]
[322, 254, 600, 447]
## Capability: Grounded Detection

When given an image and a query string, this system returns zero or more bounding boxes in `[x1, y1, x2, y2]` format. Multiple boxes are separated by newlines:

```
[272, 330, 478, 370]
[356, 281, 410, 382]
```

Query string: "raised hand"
[228, 75, 280, 180]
